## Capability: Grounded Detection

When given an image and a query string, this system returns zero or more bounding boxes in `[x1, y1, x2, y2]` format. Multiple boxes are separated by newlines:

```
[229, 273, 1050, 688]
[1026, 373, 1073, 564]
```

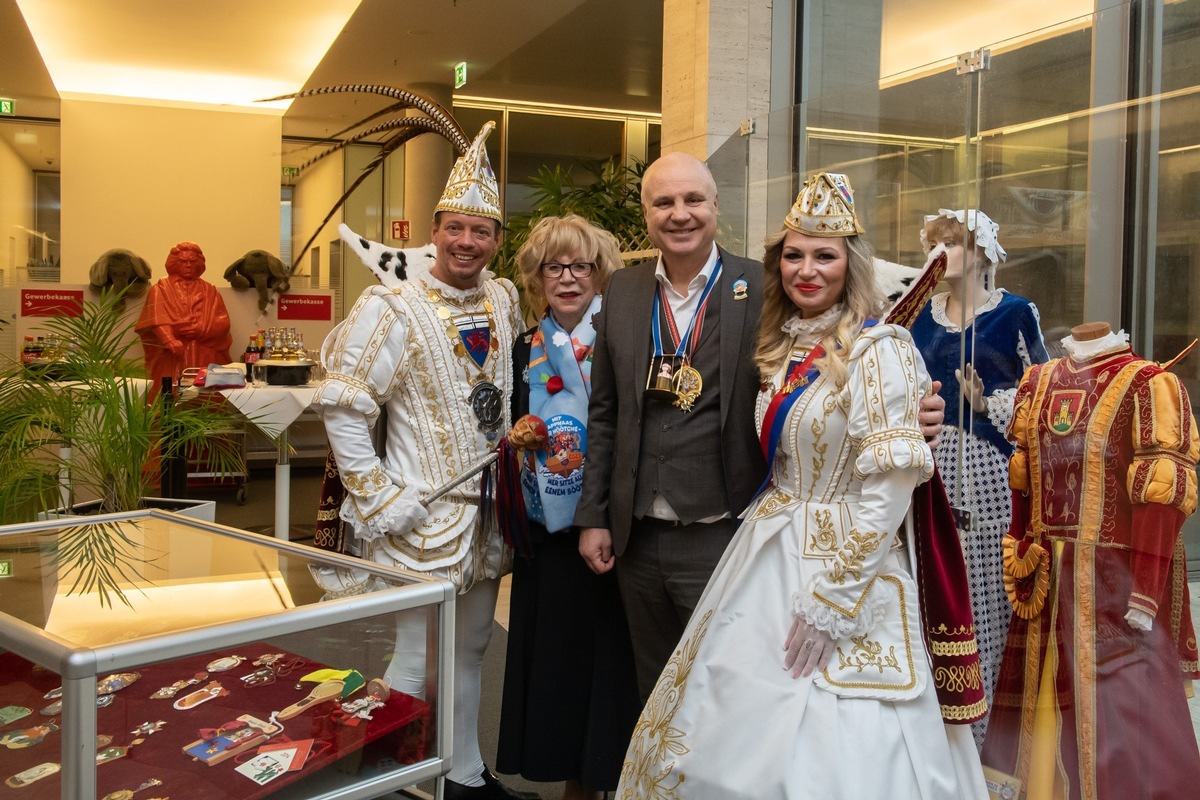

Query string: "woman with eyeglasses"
[496, 214, 641, 800]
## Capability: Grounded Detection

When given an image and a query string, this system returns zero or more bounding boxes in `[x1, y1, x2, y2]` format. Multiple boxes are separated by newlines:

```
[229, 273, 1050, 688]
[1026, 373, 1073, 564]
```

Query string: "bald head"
[640, 152, 720, 276]
[641, 152, 718, 207]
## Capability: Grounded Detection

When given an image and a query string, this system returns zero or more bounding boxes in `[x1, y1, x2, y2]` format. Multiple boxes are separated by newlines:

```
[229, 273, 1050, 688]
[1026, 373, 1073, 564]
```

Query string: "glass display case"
[0, 510, 453, 799]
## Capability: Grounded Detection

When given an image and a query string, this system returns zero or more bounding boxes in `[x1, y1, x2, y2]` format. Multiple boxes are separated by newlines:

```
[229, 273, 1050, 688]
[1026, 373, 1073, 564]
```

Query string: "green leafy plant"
[496, 157, 653, 311]
[0, 289, 247, 523]
[51, 520, 153, 609]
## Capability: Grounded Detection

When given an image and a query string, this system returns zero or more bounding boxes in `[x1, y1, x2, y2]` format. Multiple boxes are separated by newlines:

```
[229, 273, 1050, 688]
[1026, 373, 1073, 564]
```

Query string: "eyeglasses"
[541, 262, 595, 279]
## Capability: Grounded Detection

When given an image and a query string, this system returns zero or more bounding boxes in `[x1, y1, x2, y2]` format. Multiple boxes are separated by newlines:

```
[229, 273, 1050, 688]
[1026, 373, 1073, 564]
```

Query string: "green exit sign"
[454, 62, 468, 89]
[0, 559, 12, 578]
[0, 99, 14, 116]
[281, 166, 300, 179]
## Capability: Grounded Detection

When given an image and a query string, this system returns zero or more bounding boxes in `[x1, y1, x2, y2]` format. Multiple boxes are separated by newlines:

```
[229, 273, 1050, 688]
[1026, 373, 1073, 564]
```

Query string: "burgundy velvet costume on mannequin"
[982, 328, 1200, 799]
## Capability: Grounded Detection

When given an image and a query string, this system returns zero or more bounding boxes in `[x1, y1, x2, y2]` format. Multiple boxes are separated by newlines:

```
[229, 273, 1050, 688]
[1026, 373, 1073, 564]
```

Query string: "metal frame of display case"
[0, 510, 456, 800]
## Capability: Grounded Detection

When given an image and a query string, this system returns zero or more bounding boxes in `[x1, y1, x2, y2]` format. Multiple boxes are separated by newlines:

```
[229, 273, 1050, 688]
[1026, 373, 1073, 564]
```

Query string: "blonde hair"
[922, 215, 966, 251]
[515, 215, 621, 316]
[754, 229, 881, 387]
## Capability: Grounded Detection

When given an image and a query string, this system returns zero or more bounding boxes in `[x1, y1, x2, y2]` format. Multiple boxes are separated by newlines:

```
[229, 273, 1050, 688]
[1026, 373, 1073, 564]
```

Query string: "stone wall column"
[661, 0, 772, 160]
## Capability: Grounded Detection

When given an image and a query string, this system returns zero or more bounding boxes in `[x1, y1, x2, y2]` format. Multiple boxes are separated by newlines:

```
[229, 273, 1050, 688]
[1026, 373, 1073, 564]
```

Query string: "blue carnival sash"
[521, 295, 601, 532]
[756, 346, 825, 497]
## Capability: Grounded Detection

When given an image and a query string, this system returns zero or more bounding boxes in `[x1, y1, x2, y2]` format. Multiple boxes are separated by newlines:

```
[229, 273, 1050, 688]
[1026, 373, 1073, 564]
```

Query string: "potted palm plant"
[0, 289, 247, 524]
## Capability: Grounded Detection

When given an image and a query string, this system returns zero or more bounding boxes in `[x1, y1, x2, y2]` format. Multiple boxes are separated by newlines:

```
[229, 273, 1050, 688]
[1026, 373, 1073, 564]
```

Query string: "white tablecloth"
[218, 384, 318, 438]
[214, 383, 320, 539]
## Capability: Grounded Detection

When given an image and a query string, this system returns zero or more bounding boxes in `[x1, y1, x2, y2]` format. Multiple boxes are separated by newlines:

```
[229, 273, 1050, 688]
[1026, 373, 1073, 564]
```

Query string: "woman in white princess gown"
[616, 173, 987, 800]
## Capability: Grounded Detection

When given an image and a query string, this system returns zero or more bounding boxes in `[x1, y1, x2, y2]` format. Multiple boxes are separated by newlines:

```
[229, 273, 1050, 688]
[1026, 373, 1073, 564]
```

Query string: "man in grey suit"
[576, 153, 947, 700]
[575, 152, 767, 697]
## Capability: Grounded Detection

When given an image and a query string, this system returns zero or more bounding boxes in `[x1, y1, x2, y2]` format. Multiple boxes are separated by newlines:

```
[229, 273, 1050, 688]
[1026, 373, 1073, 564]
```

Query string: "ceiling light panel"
[17, 0, 362, 108]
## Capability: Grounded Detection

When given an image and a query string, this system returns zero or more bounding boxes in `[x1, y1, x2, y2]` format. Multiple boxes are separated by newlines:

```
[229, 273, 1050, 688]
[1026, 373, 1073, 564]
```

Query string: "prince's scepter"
[420, 450, 501, 507]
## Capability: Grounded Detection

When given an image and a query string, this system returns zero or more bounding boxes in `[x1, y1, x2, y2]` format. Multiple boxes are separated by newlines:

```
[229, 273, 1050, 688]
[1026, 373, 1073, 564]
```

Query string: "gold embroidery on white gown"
[616, 324, 987, 800]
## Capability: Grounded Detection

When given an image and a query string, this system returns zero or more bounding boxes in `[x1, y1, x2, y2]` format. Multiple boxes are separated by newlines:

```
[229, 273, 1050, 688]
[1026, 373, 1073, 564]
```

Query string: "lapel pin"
[733, 279, 748, 301]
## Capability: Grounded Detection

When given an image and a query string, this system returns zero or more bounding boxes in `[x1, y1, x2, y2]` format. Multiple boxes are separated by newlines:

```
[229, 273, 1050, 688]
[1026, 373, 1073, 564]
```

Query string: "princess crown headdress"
[784, 172, 865, 237]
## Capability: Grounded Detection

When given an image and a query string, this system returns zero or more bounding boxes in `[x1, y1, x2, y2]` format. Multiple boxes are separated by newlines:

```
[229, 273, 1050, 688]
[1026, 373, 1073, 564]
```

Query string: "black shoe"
[443, 767, 539, 800]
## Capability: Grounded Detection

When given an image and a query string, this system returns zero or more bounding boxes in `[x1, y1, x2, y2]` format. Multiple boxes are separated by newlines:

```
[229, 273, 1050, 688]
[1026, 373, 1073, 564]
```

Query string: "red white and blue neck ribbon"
[756, 345, 825, 497]
[651, 258, 723, 362]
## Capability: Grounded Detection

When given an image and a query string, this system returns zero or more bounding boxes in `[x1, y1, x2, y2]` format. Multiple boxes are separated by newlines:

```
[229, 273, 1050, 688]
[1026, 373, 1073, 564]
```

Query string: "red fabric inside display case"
[0, 645, 430, 799]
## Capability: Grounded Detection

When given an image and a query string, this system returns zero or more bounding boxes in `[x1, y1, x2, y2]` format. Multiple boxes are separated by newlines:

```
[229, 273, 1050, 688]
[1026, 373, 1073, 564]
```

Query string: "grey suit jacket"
[574, 247, 768, 555]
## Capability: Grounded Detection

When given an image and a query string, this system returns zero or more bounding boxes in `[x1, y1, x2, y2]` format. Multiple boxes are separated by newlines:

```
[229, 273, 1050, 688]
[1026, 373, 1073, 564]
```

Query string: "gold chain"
[426, 284, 499, 386]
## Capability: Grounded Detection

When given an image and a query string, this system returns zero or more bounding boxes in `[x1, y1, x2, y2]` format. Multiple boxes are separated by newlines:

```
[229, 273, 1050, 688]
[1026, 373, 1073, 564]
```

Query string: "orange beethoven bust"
[135, 242, 233, 390]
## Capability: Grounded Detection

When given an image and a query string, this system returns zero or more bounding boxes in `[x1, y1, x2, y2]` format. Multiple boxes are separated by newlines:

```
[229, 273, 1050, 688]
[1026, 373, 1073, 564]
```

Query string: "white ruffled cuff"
[341, 485, 428, 542]
[986, 387, 1017, 435]
[793, 577, 887, 640]
[1125, 607, 1154, 632]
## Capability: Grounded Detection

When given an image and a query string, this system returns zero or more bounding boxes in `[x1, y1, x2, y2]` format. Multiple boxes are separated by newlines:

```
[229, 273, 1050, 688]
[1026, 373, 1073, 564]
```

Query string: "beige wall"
[0, 134, 34, 278]
[60, 98, 281, 285]
[290, 147, 350, 302]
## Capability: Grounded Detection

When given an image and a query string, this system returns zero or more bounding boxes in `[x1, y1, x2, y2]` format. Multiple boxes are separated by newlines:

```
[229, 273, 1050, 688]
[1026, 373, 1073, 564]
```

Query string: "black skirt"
[496, 524, 642, 789]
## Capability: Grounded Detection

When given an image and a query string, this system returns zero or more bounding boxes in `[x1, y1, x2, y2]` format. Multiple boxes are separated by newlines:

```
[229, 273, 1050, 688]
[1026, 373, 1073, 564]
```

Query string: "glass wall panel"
[1135, 0, 1200, 573]
[503, 112, 625, 217]
[974, 14, 1097, 350]
[714, 0, 1200, 577]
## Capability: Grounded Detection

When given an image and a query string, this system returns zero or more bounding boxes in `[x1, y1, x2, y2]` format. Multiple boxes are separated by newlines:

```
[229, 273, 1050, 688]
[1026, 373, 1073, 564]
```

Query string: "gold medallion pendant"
[672, 364, 703, 412]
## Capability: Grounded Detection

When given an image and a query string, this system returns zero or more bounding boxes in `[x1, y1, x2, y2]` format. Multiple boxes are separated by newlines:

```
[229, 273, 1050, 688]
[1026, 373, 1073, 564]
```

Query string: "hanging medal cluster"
[644, 260, 723, 412]
[427, 284, 504, 441]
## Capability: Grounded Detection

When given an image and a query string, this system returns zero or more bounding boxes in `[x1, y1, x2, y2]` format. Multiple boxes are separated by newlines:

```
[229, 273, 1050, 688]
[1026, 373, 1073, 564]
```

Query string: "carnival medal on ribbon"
[451, 309, 493, 368]
[645, 259, 723, 412]
[443, 301, 503, 439]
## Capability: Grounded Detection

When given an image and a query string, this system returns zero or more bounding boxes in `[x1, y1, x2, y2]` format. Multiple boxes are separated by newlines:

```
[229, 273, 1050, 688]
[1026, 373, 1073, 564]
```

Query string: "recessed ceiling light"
[17, 0, 360, 108]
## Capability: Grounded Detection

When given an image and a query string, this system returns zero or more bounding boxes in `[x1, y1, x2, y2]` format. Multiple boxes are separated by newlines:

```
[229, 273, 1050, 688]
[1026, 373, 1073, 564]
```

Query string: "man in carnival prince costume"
[315, 122, 536, 800]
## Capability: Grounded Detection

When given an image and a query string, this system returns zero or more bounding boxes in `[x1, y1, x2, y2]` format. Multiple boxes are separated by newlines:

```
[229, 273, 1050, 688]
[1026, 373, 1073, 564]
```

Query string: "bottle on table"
[243, 333, 261, 379]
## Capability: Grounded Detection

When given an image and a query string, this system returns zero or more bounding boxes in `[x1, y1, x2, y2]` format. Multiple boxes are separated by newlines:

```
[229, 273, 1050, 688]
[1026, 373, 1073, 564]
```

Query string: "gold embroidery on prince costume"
[982, 338, 1200, 800]
[314, 267, 520, 584]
